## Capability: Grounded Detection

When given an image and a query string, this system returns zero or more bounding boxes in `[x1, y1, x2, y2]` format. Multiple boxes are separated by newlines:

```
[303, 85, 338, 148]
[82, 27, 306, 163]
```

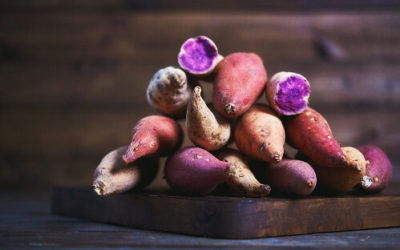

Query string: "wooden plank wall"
[1, 0, 399, 190]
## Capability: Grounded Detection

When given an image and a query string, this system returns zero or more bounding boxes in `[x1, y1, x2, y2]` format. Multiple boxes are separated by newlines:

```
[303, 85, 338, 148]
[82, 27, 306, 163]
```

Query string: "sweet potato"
[93, 146, 159, 196]
[186, 86, 231, 151]
[357, 145, 392, 193]
[235, 104, 285, 162]
[260, 159, 317, 197]
[123, 115, 182, 164]
[266, 71, 310, 116]
[212, 52, 267, 118]
[297, 147, 366, 194]
[165, 147, 231, 195]
[146, 66, 193, 117]
[178, 36, 221, 76]
[285, 107, 348, 168]
[216, 148, 271, 197]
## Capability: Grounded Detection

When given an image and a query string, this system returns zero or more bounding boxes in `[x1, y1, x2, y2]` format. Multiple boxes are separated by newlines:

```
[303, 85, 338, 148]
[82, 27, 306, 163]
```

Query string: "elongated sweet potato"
[123, 115, 182, 164]
[216, 148, 271, 197]
[357, 145, 392, 194]
[297, 147, 366, 194]
[165, 147, 231, 195]
[266, 71, 310, 116]
[235, 104, 285, 162]
[261, 159, 317, 197]
[186, 86, 231, 151]
[212, 52, 267, 118]
[146, 66, 193, 117]
[93, 146, 159, 196]
[285, 107, 347, 168]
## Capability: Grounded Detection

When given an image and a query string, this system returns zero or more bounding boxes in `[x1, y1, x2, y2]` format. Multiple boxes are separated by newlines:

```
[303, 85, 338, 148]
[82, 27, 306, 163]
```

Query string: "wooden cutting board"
[50, 187, 400, 239]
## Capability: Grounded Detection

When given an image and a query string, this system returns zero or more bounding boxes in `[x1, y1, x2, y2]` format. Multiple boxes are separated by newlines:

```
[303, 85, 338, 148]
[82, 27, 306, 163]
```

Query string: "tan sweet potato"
[216, 148, 271, 197]
[235, 104, 285, 163]
[285, 107, 348, 168]
[93, 146, 159, 196]
[186, 86, 231, 151]
[297, 147, 366, 194]
[212, 52, 267, 118]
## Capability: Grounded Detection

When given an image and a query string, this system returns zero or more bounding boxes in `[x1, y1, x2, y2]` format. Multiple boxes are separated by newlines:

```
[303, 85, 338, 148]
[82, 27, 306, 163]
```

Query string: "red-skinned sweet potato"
[93, 146, 159, 196]
[285, 107, 348, 168]
[212, 52, 267, 118]
[164, 147, 231, 195]
[123, 115, 182, 164]
[235, 104, 285, 163]
[357, 145, 392, 194]
[259, 159, 317, 197]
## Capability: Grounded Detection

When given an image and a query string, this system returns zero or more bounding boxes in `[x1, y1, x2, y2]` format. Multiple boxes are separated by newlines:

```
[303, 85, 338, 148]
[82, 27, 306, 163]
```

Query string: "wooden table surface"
[1, 191, 399, 249]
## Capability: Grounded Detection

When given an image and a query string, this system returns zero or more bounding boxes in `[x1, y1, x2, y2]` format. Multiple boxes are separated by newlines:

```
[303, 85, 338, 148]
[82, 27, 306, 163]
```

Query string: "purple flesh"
[178, 36, 218, 75]
[275, 75, 310, 115]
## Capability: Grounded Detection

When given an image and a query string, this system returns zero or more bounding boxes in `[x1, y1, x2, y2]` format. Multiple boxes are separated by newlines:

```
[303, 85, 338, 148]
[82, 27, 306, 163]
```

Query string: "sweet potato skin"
[216, 148, 271, 197]
[212, 52, 267, 118]
[235, 104, 285, 162]
[285, 107, 346, 168]
[297, 147, 366, 194]
[93, 146, 159, 196]
[164, 147, 230, 195]
[262, 159, 316, 197]
[123, 115, 183, 163]
[357, 145, 392, 193]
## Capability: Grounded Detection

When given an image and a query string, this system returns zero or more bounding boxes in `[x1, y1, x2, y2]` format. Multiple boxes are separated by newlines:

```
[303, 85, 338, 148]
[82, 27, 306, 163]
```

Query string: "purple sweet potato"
[212, 52, 268, 118]
[261, 159, 317, 197]
[266, 71, 310, 116]
[235, 104, 285, 163]
[123, 115, 182, 164]
[285, 107, 349, 169]
[93, 146, 159, 196]
[178, 36, 221, 76]
[216, 148, 271, 197]
[357, 145, 392, 194]
[164, 147, 231, 195]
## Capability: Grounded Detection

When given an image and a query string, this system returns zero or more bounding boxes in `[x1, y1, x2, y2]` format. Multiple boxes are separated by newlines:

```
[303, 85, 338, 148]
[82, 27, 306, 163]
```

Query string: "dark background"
[1, 0, 399, 191]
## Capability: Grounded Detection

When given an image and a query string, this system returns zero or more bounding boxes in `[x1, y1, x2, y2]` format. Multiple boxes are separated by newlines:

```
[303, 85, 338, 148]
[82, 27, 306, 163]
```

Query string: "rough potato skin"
[235, 104, 285, 163]
[297, 147, 366, 194]
[186, 86, 231, 151]
[216, 148, 271, 197]
[357, 145, 392, 194]
[212, 52, 267, 118]
[285, 107, 346, 168]
[263, 159, 317, 197]
[93, 146, 159, 196]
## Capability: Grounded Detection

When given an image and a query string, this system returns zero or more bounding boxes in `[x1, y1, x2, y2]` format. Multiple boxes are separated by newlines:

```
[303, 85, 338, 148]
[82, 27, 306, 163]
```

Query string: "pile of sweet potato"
[93, 36, 392, 197]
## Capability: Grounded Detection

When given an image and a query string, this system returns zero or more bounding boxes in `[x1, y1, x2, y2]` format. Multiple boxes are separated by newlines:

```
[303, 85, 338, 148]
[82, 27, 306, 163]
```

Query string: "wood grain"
[50, 187, 400, 238]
